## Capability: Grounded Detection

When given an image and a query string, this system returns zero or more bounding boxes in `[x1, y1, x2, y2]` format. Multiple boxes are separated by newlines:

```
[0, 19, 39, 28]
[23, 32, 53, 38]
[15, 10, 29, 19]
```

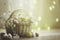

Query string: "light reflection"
[37, 28, 41, 31]
[49, 6, 52, 11]
[48, 26, 50, 30]
[56, 18, 59, 22]
[38, 17, 42, 21]
[53, 1, 56, 4]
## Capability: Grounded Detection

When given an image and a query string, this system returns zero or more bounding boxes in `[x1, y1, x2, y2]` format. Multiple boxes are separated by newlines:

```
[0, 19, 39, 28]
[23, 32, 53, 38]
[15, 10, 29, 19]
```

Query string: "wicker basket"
[5, 9, 33, 37]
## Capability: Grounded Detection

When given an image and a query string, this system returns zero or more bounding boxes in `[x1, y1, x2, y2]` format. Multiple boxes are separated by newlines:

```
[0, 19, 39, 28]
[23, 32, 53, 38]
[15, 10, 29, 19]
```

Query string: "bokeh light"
[47, 26, 50, 30]
[53, 1, 56, 4]
[49, 6, 52, 11]
[56, 18, 59, 22]
[37, 28, 41, 31]
[38, 16, 42, 21]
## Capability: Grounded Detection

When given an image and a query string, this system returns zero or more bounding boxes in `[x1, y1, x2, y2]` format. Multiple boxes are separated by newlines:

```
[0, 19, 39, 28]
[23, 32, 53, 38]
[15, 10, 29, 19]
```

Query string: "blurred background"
[0, 0, 60, 31]
[0, 0, 60, 40]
